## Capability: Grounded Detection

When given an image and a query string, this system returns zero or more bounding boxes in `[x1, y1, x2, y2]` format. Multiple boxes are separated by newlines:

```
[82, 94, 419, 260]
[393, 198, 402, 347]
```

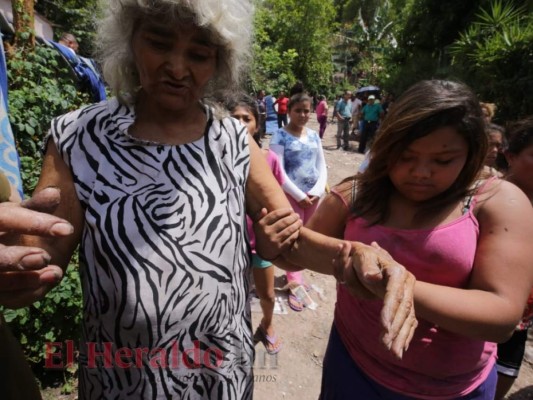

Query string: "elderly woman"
[0, 1, 416, 398]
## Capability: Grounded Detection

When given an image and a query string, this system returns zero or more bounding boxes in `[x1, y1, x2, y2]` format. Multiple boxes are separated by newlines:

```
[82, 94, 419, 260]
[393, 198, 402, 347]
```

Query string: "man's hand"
[0, 188, 74, 309]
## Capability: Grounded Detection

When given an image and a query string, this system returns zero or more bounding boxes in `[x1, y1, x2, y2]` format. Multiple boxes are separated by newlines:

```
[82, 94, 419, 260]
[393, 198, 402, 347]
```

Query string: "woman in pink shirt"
[302, 80, 533, 399]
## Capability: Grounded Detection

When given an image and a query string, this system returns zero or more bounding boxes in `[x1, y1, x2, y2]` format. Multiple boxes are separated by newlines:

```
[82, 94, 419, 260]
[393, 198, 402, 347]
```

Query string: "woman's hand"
[253, 208, 302, 261]
[333, 241, 418, 359]
[0, 188, 74, 309]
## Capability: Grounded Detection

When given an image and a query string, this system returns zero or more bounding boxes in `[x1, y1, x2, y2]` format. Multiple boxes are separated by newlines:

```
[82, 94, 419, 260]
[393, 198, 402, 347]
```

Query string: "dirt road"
[252, 118, 533, 400]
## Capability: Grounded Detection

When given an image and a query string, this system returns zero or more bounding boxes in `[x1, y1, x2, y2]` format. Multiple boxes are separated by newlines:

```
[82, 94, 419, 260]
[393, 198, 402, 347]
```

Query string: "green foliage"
[7, 44, 90, 194]
[251, 0, 336, 95]
[449, 0, 533, 121]
[2, 264, 82, 394]
[35, 0, 101, 56]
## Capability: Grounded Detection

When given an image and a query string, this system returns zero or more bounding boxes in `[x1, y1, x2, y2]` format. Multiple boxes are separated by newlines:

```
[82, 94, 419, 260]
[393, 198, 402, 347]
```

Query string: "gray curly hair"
[96, 0, 254, 105]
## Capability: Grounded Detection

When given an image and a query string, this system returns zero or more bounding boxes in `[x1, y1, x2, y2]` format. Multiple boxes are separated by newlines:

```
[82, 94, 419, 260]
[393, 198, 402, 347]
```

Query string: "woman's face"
[132, 20, 218, 112]
[506, 144, 533, 196]
[389, 127, 469, 203]
[485, 130, 503, 167]
[288, 100, 311, 129]
[231, 106, 258, 135]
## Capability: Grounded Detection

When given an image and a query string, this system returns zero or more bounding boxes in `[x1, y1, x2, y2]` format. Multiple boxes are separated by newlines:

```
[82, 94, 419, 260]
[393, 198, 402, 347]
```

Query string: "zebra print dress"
[48, 98, 254, 399]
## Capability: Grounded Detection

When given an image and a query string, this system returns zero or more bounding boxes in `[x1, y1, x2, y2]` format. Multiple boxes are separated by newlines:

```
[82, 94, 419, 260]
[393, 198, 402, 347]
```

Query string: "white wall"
[0, 0, 54, 41]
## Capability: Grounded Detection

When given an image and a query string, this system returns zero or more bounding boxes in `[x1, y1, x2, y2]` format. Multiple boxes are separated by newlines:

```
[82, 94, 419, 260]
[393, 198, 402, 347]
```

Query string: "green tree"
[383, 0, 491, 94]
[251, 0, 336, 94]
[450, 0, 533, 120]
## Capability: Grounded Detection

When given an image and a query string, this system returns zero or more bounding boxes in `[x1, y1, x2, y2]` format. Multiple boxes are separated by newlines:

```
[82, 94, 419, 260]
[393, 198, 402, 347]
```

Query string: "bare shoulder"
[331, 178, 356, 206]
[476, 179, 533, 227]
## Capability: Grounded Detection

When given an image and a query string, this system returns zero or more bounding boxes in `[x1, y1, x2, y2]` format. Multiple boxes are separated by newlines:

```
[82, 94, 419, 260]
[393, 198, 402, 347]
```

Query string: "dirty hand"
[253, 208, 302, 261]
[0, 187, 74, 309]
[333, 241, 417, 359]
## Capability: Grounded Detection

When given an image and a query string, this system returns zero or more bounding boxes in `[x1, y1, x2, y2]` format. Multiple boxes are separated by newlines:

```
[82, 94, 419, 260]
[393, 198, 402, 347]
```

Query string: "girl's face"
[231, 105, 258, 135]
[485, 130, 503, 167]
[389, 127, 469, 203]
[288, 100, 311, 128]
[506, 144, 533, 196]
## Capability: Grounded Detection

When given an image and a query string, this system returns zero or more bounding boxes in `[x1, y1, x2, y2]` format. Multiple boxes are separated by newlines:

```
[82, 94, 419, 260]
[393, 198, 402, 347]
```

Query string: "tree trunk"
[12, 0, 35, 50]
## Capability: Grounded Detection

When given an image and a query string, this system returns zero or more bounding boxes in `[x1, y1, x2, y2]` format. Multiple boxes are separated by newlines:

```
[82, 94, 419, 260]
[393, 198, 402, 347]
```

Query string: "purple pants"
[317, 115, 328, 139]
[320, 324, 497, 400]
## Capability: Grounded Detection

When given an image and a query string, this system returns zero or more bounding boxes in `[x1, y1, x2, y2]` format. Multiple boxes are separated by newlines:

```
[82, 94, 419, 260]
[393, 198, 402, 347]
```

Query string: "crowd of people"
[0, 1, 531, 400]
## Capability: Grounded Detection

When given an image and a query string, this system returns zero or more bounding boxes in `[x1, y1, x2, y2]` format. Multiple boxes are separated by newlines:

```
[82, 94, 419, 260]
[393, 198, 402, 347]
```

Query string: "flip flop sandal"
[255, 325, 282, 355]
[288, 293, 304, 312]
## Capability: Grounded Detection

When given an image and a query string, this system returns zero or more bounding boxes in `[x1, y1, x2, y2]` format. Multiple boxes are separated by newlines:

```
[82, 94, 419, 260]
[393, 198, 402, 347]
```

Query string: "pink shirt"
[332, 189, 496, 399]
[316, 100, 327, 118]
[247, 150, 284, 251]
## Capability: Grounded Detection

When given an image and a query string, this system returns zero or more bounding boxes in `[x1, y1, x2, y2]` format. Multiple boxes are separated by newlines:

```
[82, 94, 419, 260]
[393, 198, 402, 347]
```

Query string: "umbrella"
[356, 85, 380, 94]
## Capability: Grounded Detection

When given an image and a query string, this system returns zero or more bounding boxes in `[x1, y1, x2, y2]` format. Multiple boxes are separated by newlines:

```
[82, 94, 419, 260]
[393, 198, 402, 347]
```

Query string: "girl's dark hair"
[506, 117, 533, 155]
[288, 93, 312, 111]
[217, 91, 261, 145]
[350, 80, 487, 224]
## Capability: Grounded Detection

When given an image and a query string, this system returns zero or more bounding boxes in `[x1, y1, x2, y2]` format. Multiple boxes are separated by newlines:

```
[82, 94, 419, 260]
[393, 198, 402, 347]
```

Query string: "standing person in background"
[256, 89, 267, 137]
[269, 93, 327, 311]
[350, 93, 363, 136]
[289, 80, 305, 97]
[316, 95, 328, 139]
[495, 117, 533, 400]
[224, 92, 283, 355]
[331, 94, 341, 123]
[335, 90, 352, 150]
[358, 94, 383, 154]
[484, 123, 505, 176]
[274, 90, 289, 128]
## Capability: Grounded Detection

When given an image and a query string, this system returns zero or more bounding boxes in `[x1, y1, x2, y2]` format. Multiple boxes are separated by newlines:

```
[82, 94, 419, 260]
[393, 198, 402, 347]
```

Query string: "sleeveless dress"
[47, 98, 253, 399]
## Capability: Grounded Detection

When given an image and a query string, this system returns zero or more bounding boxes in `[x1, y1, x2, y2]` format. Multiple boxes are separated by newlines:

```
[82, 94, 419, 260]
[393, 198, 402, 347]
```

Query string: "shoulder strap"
[351, 178, 357, 209]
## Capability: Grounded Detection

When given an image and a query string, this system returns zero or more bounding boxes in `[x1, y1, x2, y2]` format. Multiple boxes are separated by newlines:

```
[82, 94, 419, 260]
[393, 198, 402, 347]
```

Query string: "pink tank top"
[332, 188, 496, 399]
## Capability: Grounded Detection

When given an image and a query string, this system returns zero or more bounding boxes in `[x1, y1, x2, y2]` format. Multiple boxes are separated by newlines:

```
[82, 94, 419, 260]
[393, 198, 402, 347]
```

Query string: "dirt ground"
[251, 118, 533, 400]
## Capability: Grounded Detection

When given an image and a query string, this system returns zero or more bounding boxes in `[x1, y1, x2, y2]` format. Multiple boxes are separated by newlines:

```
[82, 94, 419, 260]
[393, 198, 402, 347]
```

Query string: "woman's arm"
[413, 180, 533, 342]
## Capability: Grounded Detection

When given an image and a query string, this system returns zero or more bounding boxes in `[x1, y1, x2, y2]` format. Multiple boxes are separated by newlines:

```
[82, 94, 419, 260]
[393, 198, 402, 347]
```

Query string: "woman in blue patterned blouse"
[269, 93, 327, 311]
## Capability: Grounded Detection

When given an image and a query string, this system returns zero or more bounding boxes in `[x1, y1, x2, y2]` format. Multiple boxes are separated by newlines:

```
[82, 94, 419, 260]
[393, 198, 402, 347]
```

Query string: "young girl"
[291, 80, 532, 399]
[225, 93, 283, 354]
[495, 117, 533, 399]
[269, 93, 327, 311]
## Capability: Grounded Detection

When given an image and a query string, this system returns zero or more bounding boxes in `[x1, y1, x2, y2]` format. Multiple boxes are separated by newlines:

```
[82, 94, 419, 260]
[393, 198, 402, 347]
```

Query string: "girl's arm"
[307, 133, 328, 198]
[412, 180, 533, 342]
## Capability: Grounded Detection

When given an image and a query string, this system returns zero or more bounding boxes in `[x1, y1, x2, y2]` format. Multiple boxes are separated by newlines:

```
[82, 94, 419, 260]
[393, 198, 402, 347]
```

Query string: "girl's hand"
[253, 208, 302, 261]
[333, 241, 418, 360]
[298, 197, 314, 209]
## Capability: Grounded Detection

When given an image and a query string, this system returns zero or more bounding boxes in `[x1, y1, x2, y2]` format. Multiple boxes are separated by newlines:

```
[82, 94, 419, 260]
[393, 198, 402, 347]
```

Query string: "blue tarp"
[49, 41, 107, 103]
[0, 33, 23, 197]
